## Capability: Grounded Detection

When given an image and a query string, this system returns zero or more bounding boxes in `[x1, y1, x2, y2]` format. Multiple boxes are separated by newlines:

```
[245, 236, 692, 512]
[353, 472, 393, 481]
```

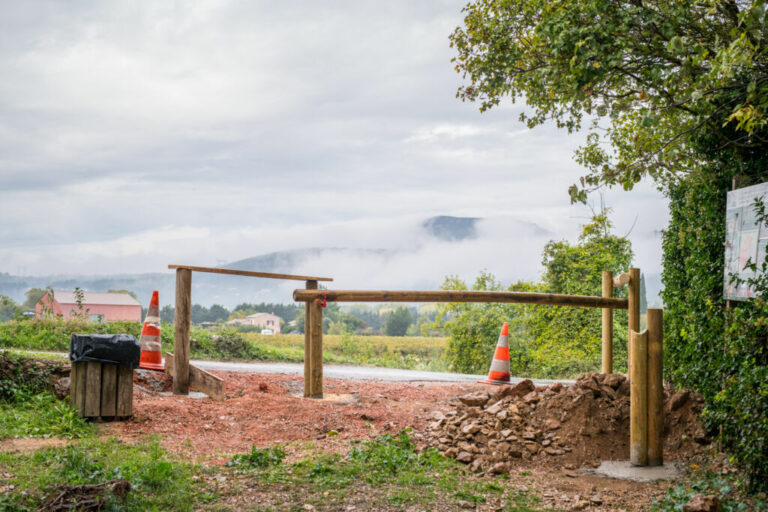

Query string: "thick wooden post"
[173, 268, 192, 395]
[304, 280, 318, 398]
[627, 267, 641, 370]
[647, 309, 664, 466]
[602, 270, 613, 374]
[630, 328, 648, 466]
[309, 298, 323, 398]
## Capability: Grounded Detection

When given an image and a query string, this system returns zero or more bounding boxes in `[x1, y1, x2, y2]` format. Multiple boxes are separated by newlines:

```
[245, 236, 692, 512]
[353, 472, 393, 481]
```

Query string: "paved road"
[191, 359, 572, 386]
[3, 349, 572, 386]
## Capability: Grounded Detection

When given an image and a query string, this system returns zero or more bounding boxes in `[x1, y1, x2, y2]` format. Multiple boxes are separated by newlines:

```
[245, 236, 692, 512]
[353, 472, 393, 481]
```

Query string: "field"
[0, 318, 450, 372]
[241, 332, 450, 372]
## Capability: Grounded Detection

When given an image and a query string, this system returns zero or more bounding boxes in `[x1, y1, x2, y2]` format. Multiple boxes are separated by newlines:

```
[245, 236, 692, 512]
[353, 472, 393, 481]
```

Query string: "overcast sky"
[0, 1, 669, 300]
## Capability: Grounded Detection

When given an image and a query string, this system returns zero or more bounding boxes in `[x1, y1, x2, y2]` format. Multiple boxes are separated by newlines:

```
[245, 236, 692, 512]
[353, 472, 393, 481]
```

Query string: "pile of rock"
[423, 372, 707, 474]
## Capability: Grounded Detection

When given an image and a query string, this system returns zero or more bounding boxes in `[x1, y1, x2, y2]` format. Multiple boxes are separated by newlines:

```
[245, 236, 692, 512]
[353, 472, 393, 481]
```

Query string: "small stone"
[545, 419, 561, 431]
[669, 389, 691, 411]
[456, 451, 473, 463]
[462, 423, 481, 435]
[571, 497, 590, 510]
[485, 402, 503, 415]
[547, 382, 563, 393]
[457, 499, 475, 509]
[500, 429, 513, 438]
[496, 410, 509, 420]
[303, 504, 315, 511]
[511, 379, 535, 397]
[489, 462, 510, 475]
[544, 447, 558, 455]
[590, 495, 603, 505]
[603, 373, 624, 389]
[523, 391, 541, 404]
[508, 403, 520, 414]
[683, 494, 722, 512]
[459, 393, 490, 407]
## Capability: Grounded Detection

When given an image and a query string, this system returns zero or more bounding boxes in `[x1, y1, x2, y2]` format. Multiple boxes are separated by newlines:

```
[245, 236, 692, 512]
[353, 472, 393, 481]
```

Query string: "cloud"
[0, 1, 671, 305]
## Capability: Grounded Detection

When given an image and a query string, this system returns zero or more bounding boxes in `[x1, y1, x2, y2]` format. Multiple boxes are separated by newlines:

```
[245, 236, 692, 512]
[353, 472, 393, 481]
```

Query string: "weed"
[226, 445, 286, 470]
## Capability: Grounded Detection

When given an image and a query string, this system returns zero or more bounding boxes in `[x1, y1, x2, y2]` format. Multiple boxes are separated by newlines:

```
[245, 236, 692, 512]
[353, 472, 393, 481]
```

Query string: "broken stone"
[459, 393, 490, 407]
[510, 379, 535, 397]
[547, 382, 563, 393]
[489, 462, 510, 474]
[456, 451, 473, 463]
[603, 373, 624, 389]
[462, 423, 481, 435]
[522, 391, 541, 404]
[544, 419, 561, 431]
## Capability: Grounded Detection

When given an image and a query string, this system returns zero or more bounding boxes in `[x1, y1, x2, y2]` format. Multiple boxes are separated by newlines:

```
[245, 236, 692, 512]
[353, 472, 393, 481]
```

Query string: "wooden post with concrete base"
[630, 328, 648, 466]
[647, 309, 664, 466]
[173, 268, 192, 395]
[304, 280, 318, 398]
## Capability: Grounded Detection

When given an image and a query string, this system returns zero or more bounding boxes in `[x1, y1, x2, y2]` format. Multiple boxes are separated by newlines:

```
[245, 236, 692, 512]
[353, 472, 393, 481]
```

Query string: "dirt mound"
[422, 372, 709, 473]
[133, 369, 172, 393]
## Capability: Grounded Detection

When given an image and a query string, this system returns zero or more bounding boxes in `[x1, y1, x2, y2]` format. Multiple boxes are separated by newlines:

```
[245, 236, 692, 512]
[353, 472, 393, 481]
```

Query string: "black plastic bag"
[69, 334, 141, 368]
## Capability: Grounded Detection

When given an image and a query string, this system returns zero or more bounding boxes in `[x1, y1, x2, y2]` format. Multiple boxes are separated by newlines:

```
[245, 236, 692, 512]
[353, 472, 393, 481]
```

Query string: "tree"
[384, 307, 413, 337]
[451, 0, 768, 201]
[22, 288, 45, 310]
[0, 295, 18, 321]
[527, 212, 633, 375]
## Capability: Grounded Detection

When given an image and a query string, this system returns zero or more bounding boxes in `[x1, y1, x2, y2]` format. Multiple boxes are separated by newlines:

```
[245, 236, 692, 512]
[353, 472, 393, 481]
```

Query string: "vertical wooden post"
[173, 268, 192, 395]
[602, 270, 613, 374]
[303, 280, 318, 398]
[630, 328, 648, 466]
[309, 298, 324, 398]
[627, 267, 641, 371]
[647, 308, 664, 466]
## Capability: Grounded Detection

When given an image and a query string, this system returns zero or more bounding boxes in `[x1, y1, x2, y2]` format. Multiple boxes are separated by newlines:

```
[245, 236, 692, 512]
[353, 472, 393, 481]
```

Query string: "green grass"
[0, 391, 93, 440]
[220, 431, 553, 511]
[0, 437, 216, 511]
[0, 318, 450, 372]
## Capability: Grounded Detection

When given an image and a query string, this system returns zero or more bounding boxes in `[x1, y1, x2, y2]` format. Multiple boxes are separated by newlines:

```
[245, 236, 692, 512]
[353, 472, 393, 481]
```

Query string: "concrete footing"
[585, 460, 681, 482]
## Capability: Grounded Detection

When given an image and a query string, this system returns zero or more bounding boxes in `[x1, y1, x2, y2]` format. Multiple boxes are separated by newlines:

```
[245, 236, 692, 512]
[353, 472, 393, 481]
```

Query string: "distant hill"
[422, 216, 479, 241]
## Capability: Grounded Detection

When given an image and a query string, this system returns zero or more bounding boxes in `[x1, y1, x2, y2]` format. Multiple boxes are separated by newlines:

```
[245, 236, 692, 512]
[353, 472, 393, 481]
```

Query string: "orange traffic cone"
[478, 322, 511, 385]
[139, 291, 164, 371]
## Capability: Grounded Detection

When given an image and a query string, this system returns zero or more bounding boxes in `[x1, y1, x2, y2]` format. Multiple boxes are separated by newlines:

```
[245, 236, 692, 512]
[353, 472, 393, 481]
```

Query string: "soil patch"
[110, 370, 467, 462]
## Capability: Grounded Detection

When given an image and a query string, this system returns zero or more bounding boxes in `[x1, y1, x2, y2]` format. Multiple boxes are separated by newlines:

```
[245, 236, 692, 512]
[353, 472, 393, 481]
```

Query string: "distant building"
[36, 291, 142, 322]
[227, 312, 282, 334]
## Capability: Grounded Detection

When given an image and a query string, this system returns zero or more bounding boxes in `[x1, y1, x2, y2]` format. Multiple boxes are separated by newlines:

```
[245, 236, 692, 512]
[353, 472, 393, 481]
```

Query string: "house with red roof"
[36, 290, 142, 322]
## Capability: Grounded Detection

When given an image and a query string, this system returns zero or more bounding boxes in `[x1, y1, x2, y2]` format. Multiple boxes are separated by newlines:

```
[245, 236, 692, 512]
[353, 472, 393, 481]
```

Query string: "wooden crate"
[70, 362, 133, 420]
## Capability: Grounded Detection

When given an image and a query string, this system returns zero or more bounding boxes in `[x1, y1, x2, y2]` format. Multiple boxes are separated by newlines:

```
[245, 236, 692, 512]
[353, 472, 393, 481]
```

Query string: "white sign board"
[724, 182, 768, 300]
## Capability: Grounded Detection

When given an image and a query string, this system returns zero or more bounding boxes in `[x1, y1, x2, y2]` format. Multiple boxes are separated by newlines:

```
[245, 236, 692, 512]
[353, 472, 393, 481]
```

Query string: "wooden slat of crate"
[100, 364, 117, 417]
[116, 365, 133, 417]
[84, 362, 102, 417]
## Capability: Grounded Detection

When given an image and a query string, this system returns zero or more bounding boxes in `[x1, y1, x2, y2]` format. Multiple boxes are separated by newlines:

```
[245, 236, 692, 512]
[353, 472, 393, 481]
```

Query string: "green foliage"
[662, 163, 768, 490]
[0, 295, 19, 322]
[22, 288, 45, 311]
[652, 472, 768, 511]
[438, 213, 632, 377]
[227, 444, 286, 469]
[0, 437, 210, 511]
[435, 272, 537, 375]
[384, 306, 414, 336]
[451, 0, 768, 203]
[527, 213, 632, 376]
[0, 352, 62, 402]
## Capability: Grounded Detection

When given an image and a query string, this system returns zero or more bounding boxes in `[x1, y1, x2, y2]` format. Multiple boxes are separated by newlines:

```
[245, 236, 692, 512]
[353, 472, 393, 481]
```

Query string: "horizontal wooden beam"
[165, 352, 225, 401]
[613, 272, 631, 287]
[293, 289, 628, 309]
[168, 264, 333, 282]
